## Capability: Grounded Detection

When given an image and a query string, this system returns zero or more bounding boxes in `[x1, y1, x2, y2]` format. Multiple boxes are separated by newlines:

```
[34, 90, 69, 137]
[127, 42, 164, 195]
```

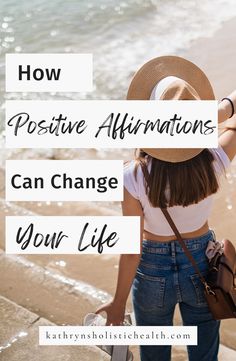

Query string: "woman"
[95, 56, 236, 361]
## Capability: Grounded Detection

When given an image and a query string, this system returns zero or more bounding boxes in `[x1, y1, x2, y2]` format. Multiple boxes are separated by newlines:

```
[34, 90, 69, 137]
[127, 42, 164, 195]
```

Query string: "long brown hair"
[134, 149, 225, 208]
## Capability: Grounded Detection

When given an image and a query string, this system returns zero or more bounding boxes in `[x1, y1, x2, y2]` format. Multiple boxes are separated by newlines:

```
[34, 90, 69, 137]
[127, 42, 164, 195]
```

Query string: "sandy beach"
[1, 16, 236, 361]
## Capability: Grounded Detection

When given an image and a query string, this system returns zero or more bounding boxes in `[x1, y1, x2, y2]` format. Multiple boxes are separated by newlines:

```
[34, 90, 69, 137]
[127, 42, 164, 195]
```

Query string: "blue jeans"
[131, 230, 220, 361]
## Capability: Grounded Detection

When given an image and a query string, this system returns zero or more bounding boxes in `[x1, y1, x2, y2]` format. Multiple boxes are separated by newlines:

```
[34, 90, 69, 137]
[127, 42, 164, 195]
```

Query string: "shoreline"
[183, 17, 236, 98]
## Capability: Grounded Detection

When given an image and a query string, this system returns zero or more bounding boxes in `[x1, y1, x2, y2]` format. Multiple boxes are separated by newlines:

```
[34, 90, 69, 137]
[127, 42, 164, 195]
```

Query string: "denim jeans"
[131, 230, 220, 361]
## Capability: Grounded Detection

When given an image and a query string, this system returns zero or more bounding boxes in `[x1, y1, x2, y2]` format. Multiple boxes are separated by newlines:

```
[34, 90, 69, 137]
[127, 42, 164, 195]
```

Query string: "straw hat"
[127, 55, 215, 162]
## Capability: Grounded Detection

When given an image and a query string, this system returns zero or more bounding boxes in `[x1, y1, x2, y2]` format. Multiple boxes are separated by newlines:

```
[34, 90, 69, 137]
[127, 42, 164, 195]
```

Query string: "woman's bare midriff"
[143, 221, 209, 243]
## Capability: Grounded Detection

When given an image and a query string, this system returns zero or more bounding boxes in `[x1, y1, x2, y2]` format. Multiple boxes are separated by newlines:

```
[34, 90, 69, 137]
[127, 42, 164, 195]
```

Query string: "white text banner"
[6, 160, 123, 201]
[5, 216, 140, 254]
[5, 100, 218, 148]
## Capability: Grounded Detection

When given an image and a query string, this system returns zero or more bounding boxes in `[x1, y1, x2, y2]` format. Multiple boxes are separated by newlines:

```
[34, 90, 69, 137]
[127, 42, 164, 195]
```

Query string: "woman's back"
[124, 145, 231, 239]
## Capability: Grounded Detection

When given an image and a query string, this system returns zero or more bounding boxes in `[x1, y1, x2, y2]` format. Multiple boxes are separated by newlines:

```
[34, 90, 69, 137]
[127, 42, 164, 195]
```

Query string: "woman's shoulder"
[210, 145, 231, 173]
[123, 160, 143, 182]
[123, 160, 144, 200]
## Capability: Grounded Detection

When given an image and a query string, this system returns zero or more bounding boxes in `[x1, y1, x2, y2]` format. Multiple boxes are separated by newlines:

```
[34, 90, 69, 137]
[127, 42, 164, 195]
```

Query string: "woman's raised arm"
[218, 91, 236, 161]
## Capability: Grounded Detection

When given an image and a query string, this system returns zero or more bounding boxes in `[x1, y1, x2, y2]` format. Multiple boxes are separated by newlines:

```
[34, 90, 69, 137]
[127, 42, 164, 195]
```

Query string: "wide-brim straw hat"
[127, 55, 215, 162]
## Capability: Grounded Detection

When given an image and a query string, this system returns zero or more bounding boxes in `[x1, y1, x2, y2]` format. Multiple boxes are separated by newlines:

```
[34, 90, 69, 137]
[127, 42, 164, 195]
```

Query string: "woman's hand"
[95, 300, 126, 326]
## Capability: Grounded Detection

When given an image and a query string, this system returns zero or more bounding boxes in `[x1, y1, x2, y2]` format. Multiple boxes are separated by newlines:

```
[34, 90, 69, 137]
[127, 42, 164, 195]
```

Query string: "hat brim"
[142, 148, 204, 162]
[127, 55, 215, 100]
[128, 56, 214, 162]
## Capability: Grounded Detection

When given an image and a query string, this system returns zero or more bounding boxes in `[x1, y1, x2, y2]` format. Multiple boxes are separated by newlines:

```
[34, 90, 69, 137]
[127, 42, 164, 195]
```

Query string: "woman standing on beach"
[96, 56, 236, 361]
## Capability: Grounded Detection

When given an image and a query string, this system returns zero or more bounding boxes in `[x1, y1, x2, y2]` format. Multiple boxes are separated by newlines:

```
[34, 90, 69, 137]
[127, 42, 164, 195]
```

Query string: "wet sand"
[1, 17, 236, 361]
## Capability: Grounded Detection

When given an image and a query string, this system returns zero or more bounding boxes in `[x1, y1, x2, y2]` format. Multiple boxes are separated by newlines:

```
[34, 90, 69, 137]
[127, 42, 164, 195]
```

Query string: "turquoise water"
[1, 0, 236, 135]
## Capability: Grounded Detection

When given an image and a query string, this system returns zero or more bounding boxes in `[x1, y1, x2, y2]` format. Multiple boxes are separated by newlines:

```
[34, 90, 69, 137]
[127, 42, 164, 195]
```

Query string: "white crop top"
[123, 146, 231, 236]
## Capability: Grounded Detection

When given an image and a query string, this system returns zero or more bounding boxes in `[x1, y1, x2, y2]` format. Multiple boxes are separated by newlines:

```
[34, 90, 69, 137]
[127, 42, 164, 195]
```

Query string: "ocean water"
[1, 0, 236, 157]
